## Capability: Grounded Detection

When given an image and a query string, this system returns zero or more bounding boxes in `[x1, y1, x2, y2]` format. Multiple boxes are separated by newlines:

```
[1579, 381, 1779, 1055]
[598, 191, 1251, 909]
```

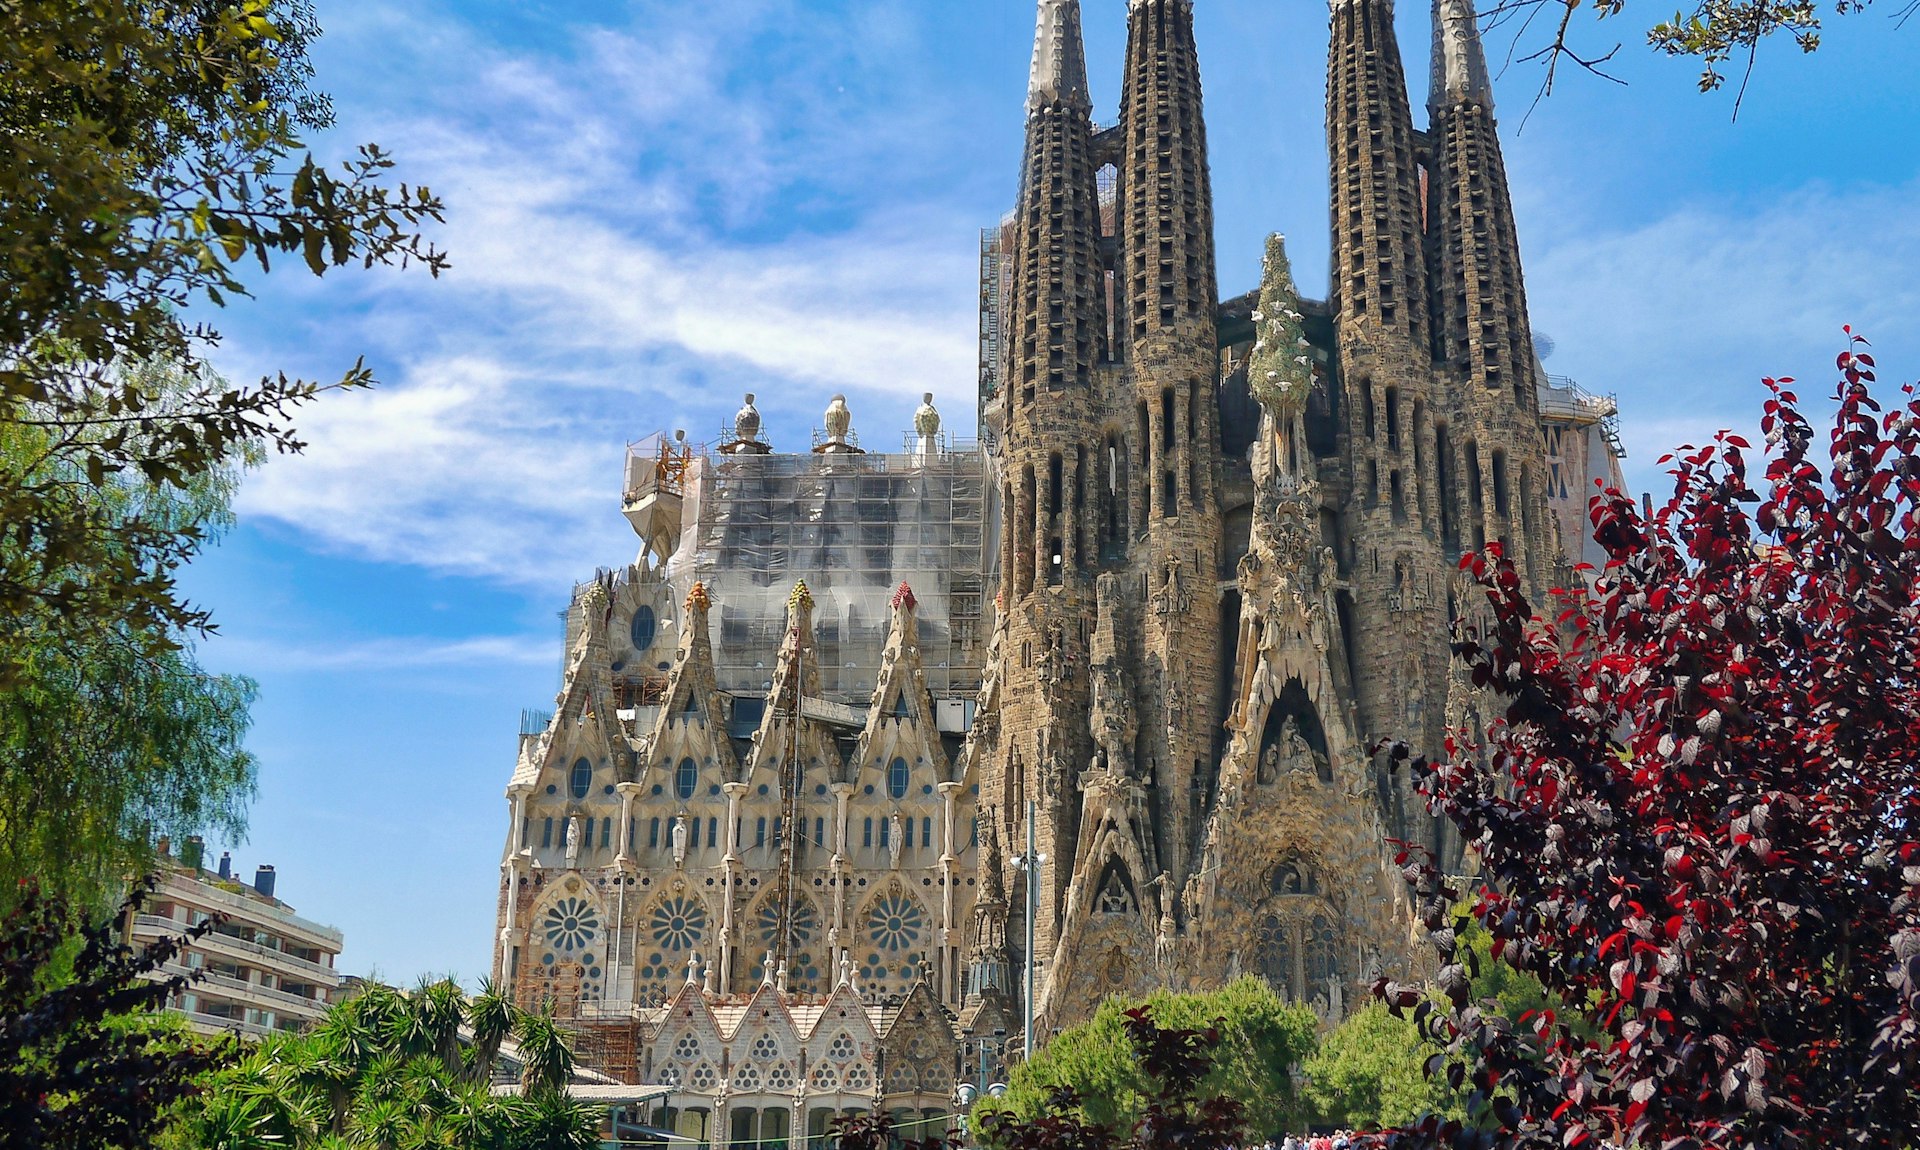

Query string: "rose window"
[542, 898, 600, 953]
[751, 1035, 780, 1062]
[754, 898, 824, 990]
[827, 1033, 856, 1062]
[658, 1065, 682, 1087]
[809, 1063, 838, 1091]
[649, 897, 708, 953]
[865, 894, 924, 953]
[887, 1064, 916, 1093]
[689, 1063, 717, 1090]
[844, 1065, 871, 1090]
[733, 1063, 762, 1091]
[673, 1034, 702, 1061]
[767, 1062, 796, 1091]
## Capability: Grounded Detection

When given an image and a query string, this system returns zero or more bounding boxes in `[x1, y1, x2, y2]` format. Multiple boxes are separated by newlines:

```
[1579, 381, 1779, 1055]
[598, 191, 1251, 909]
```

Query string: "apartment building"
[130, 837, 346, 1040]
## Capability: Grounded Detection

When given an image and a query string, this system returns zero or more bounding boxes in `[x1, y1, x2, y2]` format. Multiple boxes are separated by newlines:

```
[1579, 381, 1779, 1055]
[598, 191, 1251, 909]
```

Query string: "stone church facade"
[491, 0, 1626, 1111]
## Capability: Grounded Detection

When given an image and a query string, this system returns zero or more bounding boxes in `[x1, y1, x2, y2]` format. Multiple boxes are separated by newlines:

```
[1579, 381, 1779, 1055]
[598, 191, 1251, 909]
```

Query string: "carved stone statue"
[1258, 742, 1282, 785]
[1155, 911, 1178, 975]
[1098, 871, 1132, 916]
[564, 817, 581, 864]
[914, 392, 941, 438]
[735, 393, 763, 443]
[888, 813, 904, 869]
[671, 816, 689, 866]
[824, 395, 852, 443]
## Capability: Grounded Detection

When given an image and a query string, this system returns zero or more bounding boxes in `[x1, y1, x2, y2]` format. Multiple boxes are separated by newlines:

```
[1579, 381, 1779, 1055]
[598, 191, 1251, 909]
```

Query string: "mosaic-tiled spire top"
[1028, 0, 1091, 113]
[1430, 0, 1493, 113]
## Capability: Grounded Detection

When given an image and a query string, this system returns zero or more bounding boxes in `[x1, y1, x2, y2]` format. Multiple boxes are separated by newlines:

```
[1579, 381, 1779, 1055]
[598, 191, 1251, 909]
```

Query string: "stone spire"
[1028, 0, 1091, 113]
[1430, 0, 1494, 113]
[1426, 0, 1554, 596]
[1119, 0, 1217, 344]
[1327, 0, 1430, 345]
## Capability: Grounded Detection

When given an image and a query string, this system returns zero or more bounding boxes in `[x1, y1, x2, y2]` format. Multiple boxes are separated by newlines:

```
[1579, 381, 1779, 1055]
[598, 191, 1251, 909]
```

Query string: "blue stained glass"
[676, 758, 697, 800]
[570, 758, 592, 799]
[630, 605, 658, 651]
[888, 758, 910, 799]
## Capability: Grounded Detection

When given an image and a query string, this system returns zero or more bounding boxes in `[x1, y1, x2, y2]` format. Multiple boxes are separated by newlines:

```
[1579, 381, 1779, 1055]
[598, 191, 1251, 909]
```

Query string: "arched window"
[888, 758, 910, 800]
[676, 758, 698, 801]
[570, 757, 593, 799]
[630, 605, 657, 652]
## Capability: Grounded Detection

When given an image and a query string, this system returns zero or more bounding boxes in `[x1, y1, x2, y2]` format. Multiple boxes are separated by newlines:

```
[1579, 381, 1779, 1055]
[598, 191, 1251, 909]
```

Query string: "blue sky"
[179, 0, 1920, 985]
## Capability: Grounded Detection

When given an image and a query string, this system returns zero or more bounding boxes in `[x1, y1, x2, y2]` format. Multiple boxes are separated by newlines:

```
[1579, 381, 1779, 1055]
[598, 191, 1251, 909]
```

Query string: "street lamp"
[953, 1028, 1008, 1144]
[1010, 801, 1045, 1063]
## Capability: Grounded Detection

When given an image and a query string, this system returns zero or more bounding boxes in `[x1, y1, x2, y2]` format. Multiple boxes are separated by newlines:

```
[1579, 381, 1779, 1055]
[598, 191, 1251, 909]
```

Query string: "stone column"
[615, 781, 641, 867]
[722, 782, 748, 992]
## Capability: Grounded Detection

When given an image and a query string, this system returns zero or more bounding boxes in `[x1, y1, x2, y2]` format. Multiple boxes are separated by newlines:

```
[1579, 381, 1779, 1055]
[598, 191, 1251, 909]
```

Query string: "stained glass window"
[650, 896, 708, 952]
[630, 605, 657, 652]
[888, 758, 910, 799]
[542, 897, 600, 953]
[676, 758, 698, 800]
[570, 758, 593, 799]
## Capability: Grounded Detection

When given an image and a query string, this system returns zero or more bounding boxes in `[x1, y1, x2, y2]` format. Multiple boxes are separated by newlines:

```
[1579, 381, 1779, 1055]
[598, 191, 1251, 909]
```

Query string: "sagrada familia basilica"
[490, 0, 1627, 1137]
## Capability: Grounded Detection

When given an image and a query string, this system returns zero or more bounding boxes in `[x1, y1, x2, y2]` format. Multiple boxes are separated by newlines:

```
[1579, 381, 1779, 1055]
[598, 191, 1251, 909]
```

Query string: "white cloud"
[223, 0, 982, 585]
[1524, 179, 1920, 491]
[211, 632, 557, 674]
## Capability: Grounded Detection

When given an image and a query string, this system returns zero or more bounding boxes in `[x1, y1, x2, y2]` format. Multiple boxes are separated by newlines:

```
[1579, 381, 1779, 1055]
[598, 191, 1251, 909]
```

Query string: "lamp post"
[953, 1028, 1008, 1145]
[1010, 801, 1045, 1061]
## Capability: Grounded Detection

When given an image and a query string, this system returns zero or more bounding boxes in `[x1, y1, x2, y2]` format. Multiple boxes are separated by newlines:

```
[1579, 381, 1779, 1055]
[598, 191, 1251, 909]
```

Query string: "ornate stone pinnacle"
[789, 580, 814, 613]
[685, 581, 711, 613]
[892, 582, 917, 611]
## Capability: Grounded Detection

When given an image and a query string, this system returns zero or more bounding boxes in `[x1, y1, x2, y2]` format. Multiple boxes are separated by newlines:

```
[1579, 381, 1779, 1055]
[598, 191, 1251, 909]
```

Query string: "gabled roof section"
[747, 582, 842, 783]
[513, 580, 633, 788]
[853, 584, 948, 771]
[648, 582, 740, 778]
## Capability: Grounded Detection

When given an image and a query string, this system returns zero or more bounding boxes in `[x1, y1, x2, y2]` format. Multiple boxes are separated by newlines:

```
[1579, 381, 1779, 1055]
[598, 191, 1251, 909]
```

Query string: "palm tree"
[415, 977, 468, 1075]
[467, 977, 518, 1086]
[274, 1028, 357, 1138]
[516, 1091, 603, 1150]
[512, 1011, 576, 1100]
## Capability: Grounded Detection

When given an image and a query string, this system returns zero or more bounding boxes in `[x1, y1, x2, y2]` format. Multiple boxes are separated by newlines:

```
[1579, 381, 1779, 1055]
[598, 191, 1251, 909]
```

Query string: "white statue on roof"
[825, 395, 852, 443]
[914, 393, 941, 438]
[736, 393, 763, 443]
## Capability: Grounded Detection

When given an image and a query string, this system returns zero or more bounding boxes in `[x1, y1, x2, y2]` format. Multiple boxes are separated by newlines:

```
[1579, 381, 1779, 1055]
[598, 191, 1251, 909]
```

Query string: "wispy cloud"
[212, 632, 557, 674]
[222, 0, 982, 585]
[1524, 179, 1920, 489]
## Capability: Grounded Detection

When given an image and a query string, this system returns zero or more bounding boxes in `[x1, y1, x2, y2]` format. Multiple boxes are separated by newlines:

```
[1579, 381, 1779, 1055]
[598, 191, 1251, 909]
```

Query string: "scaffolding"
[662, 444, 992, 709]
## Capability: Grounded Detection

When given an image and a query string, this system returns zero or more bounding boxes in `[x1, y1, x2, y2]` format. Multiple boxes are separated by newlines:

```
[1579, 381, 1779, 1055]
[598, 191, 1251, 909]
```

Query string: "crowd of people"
[1265, 1132, 1365, 1150]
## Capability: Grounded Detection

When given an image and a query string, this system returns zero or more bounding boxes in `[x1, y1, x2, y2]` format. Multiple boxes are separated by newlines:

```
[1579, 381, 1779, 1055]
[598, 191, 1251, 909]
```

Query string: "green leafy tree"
[182, 978, 600, 1150]
[978, 979, 1319, 1140]
[0, 0, 445, 683]
[1302, 1004, 1461, 1131]
[0, 360, 260, 912]
[1484, 0, 1892, 101]
[0, 879, 231, 1149]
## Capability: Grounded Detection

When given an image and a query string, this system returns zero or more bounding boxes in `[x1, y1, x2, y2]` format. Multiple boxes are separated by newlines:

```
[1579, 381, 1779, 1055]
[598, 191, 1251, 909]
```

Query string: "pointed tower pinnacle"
[1430, 0, 1494, 113]
[1029, 0, 1091, 113]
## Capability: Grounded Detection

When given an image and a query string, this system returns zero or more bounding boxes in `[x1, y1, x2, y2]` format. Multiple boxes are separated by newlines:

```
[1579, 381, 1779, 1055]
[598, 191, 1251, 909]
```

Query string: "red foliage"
[1376, 336, 1920, 1150]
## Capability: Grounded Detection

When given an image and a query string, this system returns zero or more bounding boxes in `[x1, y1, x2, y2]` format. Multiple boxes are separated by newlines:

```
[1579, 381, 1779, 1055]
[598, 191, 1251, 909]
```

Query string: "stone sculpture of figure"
[1155, 911, 1178, 975]
[1098, 871, 1132, 916]
[735, 393, 763, 443]
[888, 813, 904, 869]
[824, 395, 852, 443]
[1258, 741, 1282, 785]
[564, 817, 581, 864]
[1326, 971, 1344, 1020]
[914, 392, 941, 438]
[671, 816, 689, 866]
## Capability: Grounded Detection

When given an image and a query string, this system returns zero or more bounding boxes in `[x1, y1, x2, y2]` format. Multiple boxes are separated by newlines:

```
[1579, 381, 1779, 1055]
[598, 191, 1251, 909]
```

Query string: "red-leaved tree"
[1376, 334, 1920, 1150]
